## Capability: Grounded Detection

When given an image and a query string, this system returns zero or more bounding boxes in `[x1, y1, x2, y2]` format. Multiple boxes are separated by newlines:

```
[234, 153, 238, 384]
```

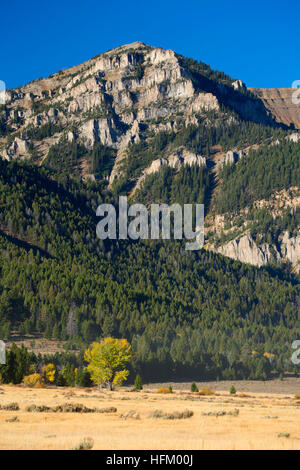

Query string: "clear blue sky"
[1, 0, 299, 90]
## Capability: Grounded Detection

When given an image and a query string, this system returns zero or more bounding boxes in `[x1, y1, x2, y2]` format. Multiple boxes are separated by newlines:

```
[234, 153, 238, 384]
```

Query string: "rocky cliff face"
[250, 88, 300, 130]
[131, 146, 207, 192]
[211, 232, 300, 271]
[1, 42, 218, 162]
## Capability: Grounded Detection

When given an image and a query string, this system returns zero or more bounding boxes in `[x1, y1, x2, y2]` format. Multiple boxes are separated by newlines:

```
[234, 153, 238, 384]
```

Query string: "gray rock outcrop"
[212, 231, 300, 271]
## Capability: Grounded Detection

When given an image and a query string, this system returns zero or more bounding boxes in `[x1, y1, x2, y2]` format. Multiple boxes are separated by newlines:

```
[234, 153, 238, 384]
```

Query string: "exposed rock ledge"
[216, 149, 247, 170]
[133, 147, 206, 191]
[1, 137, 30, 160]
[209, 232, 300, 271]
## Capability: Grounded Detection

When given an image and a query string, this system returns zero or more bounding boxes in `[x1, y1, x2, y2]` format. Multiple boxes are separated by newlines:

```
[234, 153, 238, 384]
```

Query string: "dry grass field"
[1, 383, 300, 450]
[5, 333, 70, 355]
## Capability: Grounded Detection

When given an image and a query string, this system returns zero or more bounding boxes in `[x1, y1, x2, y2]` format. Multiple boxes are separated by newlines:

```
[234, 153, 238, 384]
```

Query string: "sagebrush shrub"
[2, 402, 19, 411]
[157, 387, 172, 394]
[134, 374, 143, 391]
[70, 437, 94, 450]
[199, 386, 215, 395]
[148, 409, 193, 419]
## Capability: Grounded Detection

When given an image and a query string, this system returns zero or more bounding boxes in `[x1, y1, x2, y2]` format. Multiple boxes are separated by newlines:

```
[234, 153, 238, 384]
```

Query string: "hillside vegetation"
[0, 43, 300, 381]
[0, 159, 300, 380]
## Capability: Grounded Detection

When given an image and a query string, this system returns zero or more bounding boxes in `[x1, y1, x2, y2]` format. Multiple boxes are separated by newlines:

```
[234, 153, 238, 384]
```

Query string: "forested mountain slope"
[1, 43, 300, 379]
[1, 42, 299, 270]
[0, 159, 300, 379]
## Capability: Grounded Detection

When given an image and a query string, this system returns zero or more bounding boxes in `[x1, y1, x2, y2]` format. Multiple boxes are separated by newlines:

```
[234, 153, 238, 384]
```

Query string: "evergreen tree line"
[215, 139, 300, 214]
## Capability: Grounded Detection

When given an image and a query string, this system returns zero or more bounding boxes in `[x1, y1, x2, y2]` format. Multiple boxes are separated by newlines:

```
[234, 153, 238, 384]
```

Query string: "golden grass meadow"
[1, 383, 300, 450]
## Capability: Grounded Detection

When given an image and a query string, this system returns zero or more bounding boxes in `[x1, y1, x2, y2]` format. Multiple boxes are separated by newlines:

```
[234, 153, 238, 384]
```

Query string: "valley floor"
[143, 377, 300, 395]
[1, 383, 300, 450]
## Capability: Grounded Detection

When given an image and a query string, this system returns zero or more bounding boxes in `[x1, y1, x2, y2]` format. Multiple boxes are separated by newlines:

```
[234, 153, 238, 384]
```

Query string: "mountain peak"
[112, 41, 149, 51]
[1, 41, 282, 173]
